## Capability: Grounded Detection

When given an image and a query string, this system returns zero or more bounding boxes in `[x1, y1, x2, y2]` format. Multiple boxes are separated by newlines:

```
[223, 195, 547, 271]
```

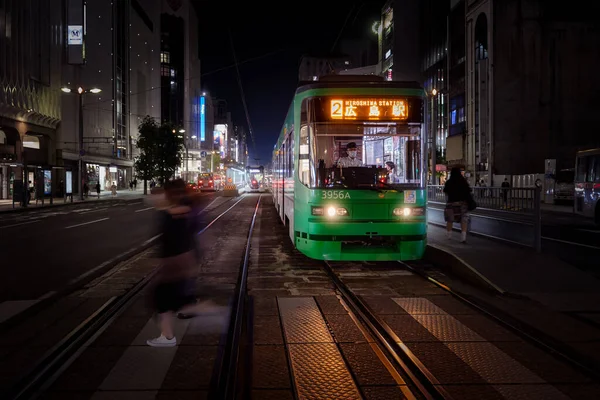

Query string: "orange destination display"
[329, 98, 409, 121]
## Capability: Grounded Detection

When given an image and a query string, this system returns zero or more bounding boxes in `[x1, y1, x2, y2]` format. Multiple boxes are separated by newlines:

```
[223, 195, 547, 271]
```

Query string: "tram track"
[6, 193, 252, 400]
[322, 261, 449, 400]
[322, 258, 600, 400]
[401, 260, 600, 381]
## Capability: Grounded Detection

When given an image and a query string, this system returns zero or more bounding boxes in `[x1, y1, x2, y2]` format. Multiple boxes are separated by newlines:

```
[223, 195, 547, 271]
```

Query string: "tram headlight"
[312, 206, 348, 217]
[326, 206, 348, 217]
[393, 207, 425, 217]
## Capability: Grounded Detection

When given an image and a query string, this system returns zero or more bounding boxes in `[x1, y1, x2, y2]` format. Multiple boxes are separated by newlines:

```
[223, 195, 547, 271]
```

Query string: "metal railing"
[427, 185, 542, 252]
[427, 186, 539, 213]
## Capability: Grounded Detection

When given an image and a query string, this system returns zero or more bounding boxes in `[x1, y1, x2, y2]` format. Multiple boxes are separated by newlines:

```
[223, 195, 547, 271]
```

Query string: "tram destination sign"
[330, 98, 409, 121]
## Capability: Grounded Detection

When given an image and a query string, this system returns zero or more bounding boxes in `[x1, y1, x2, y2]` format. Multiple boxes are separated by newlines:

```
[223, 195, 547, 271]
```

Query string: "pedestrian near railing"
[427, 185, 542, 252]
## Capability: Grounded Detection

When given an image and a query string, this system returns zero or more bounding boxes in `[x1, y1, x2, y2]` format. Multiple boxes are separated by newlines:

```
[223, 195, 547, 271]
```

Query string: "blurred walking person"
[443, 167, 473, 243]
[147, 179, 197, 347]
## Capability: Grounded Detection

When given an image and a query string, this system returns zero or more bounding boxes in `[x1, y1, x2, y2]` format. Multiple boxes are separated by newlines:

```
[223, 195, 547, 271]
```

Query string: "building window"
[23, 135, 40, 149]
[170, 68, 176, 77]
[160, 51, 170, 63]
[161, 66, 170, 76]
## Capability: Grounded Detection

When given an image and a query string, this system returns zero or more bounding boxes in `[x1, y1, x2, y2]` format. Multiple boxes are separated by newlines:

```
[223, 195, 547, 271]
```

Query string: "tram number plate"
[322, 191, 350, 199]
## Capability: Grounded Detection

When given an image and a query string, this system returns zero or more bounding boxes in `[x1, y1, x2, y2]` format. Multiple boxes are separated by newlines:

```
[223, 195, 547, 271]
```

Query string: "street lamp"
[61, 86, 102, 200]
[371, 21, 380, 35]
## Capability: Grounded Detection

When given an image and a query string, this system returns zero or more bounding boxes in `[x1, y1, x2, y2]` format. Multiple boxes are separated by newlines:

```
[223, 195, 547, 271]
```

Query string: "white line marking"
[0, 300, 40, 324]
[135, 207, 154, 213]
[578, 229, 600, 234]
[67, 234, 162, 285]
[81, 207, 109, 214]
[38, 290, 57, 300]
[65, 217, 109, 229]
[541, 236, 600, 250]
[0, 220, 41, 229]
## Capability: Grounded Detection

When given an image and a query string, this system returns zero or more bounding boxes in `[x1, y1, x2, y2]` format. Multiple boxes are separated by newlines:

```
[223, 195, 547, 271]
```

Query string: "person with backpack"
[443, 167, 475, 243]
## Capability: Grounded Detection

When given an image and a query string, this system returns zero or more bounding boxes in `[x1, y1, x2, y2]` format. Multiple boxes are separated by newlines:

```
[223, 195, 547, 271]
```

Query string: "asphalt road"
[0, 192, 220, 302]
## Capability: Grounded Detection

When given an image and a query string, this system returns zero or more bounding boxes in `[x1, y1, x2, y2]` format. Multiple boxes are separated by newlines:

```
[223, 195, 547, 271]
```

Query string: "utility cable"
[228, 29, 257, 158]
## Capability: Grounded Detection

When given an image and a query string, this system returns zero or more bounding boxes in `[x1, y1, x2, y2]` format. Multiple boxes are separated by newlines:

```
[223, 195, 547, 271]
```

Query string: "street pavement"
[0, 192, 218, 303]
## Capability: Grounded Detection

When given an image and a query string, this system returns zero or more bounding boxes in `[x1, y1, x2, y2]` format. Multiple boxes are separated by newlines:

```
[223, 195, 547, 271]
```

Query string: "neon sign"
[200, 96, 206, 141]
[330, 98, 408, 121]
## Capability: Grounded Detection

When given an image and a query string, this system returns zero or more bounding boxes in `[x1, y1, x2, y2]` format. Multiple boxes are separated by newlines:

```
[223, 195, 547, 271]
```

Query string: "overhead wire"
[228, 29, 257, 159]
[85, 49, 284, 107]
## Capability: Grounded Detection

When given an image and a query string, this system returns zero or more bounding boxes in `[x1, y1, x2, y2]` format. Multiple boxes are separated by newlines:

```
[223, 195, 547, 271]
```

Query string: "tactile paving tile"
[446, 342, 545, 384]
[278, 297, 333, 343]
[412, 315, 485, 342]
[493, 384, 571, 400]
[288, 343, 361, 400]
[393, 297, 447, 314]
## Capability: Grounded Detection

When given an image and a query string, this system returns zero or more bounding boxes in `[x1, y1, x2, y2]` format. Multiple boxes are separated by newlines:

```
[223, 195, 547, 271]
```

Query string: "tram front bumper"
[296, 220, 427, 261]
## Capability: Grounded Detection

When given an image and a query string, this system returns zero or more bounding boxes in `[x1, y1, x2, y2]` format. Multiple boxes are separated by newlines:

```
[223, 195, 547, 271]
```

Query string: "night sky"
[195, 0, 384, 164]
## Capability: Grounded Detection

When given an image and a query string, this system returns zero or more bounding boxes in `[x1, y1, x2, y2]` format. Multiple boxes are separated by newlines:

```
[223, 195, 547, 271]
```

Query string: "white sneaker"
[146, 335, 176, 347]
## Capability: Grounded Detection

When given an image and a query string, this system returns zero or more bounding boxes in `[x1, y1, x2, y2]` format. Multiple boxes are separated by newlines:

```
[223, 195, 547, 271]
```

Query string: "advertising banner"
[44, 170, 52, 196]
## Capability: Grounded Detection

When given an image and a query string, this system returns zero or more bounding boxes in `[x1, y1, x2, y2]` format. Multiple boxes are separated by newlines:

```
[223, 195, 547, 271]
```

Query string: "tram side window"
[299, 125, 311, 186]
[286, 134, 294, 178]
[595, 156, 600, 182]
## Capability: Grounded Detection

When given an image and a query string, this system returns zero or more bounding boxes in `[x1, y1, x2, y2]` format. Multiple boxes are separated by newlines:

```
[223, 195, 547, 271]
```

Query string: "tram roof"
[296, 75, 423, 94]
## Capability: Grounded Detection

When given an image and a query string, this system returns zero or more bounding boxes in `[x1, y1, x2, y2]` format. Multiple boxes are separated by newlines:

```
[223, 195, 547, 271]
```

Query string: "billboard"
[214, 124, 227, 157]
[67, 0, 85, 64]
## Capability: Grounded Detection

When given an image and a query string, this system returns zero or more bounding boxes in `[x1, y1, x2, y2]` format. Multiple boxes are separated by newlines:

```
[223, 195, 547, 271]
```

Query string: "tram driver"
[336, 142, 363, 167]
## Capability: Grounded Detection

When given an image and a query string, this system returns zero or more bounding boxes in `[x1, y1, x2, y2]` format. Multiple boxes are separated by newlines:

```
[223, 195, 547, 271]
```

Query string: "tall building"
[377, 0, 421, 82]
[446, 0, 467, 171]
[60, 0, 162, 192]
[0, 0, 62, 200]
[462, 0, 600, 184]
[160, 0, 201, 182]
[421, 0, 451, 177]
[411, 0, 600, 185]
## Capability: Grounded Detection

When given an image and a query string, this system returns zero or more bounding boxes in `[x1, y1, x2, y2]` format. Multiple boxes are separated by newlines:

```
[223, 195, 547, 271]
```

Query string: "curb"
[0, 196, 146, 214]
[0, 234, 161, 333]
[423, 244, 507, 295]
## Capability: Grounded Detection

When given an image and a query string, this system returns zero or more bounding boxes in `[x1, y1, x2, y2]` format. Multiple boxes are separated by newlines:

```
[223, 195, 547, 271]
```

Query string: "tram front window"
[301, 122, 423, 190]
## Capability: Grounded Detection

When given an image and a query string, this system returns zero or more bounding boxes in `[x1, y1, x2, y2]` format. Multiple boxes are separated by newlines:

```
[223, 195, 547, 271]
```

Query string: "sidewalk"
[0, 188, 146, 213]
[425, 224, 600, 370]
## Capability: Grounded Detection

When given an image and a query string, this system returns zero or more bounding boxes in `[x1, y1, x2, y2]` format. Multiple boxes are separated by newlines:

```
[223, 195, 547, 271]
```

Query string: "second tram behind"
[272, 75, 427, 261]
[246, 166, 265, 193]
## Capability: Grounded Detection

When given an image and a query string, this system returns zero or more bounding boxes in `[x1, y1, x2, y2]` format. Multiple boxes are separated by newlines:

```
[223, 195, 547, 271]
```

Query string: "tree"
[155, 123, 185, 184]
[134, 116, 159, 194]
[134, 117, 185, 192]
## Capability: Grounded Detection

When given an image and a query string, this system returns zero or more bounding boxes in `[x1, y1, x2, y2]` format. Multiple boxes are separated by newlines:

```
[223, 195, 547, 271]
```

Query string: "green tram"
[272, 75, 427, 261]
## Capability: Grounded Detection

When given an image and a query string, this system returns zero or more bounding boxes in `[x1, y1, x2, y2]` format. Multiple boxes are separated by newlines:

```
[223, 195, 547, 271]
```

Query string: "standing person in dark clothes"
[443, 167, 472, 243]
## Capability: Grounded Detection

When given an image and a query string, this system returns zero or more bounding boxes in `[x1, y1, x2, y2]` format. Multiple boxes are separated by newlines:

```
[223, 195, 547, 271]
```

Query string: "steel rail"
[7, 193, 250, 400]
[322, 261, 454, 400]
[214, 194, 262, 399]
